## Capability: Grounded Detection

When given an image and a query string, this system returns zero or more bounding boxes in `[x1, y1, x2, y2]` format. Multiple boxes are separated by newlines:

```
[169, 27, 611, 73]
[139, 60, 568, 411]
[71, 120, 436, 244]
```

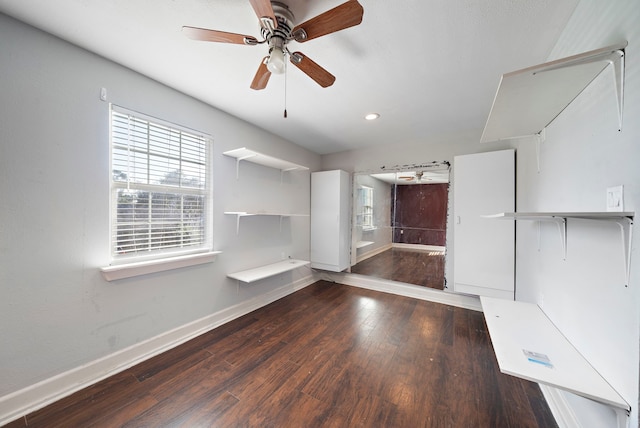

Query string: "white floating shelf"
[484, 211, 634, 221]
[224, 211, 309, 234]
[356, 240, 374, 249]
[480, 42, 626, 143]
[223, 147, 309, 179]
[481, 296, 630, 425]
[227, 259, 310, 283]
[485, 212, 633, 285]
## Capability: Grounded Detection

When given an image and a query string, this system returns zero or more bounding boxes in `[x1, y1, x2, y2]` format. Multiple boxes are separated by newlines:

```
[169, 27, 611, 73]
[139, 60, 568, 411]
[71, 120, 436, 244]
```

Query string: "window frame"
[107, 104, 214, 266]
[357, 185, 375, 231]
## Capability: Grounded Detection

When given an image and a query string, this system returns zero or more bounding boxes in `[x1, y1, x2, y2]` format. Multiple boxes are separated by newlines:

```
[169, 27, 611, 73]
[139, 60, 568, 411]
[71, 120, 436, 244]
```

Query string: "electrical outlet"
[606, 185, 623, 212]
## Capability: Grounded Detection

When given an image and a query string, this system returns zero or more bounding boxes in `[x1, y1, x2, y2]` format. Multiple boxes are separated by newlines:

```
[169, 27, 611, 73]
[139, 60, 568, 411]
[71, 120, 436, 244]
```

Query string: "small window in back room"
[109, 105, 213, 262]
[357, 185, 374, 230]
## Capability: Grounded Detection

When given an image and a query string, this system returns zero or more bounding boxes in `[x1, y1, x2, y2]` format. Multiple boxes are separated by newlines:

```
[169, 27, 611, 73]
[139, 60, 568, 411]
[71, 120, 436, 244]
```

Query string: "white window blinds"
[110, 106, 212, 260]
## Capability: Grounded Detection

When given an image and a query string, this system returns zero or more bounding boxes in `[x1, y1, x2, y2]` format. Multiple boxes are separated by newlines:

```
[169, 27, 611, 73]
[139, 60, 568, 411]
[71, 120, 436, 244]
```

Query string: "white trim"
[540, 384, 580, 428]
[0, 274, 315, 426]
[391, 243, 445, 252]
[100, 251, 222, 281]
[327, 272, 482, 311]
[355, 243, 392, 263]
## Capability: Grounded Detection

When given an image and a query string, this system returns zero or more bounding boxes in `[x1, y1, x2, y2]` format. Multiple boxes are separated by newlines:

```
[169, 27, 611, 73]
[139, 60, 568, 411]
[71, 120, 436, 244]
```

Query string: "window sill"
[100, 251, 222, 282]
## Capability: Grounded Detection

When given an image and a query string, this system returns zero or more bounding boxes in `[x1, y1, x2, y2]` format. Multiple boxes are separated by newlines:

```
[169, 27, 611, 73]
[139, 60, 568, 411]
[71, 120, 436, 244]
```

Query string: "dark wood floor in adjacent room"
[7, 281, 557, 428]
[351, 248, 446, 290]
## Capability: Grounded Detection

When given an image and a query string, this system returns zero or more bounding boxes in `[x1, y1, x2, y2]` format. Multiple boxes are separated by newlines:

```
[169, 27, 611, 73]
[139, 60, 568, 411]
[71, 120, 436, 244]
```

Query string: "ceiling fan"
[182, 0, 364, 90]
[398, 171, 427, 183]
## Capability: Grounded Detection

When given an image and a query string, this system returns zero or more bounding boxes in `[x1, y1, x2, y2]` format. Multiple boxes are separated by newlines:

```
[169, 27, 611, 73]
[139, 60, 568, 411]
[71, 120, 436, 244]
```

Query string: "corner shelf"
[481, 296, 630, 427]
[224, 211, 309, 234]
[223, 147, 309, 180]
[227, 259, 310, 283]
[485, 212, 634, 285]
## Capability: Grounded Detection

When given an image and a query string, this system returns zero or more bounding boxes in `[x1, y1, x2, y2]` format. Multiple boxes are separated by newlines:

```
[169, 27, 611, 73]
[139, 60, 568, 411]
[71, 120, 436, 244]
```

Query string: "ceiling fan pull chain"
[284, 59, 288, 118]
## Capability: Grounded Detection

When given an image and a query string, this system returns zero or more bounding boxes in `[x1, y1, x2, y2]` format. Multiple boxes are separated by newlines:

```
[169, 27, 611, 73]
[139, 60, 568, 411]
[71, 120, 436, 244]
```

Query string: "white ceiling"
[0, 0, 579, 155]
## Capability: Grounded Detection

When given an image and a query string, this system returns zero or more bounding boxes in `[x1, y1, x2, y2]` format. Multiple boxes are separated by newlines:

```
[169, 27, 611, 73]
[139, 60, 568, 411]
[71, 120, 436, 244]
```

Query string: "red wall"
[391, 183, 448, 246]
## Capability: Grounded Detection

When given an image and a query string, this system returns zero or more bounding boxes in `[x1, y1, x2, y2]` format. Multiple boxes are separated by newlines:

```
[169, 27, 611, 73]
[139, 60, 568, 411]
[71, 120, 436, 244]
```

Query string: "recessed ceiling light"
[364, 113, 380, 121]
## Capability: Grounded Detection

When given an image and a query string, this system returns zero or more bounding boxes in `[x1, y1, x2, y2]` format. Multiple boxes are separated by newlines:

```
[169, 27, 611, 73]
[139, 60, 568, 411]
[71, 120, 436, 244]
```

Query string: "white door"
[453, 150, 515, 299]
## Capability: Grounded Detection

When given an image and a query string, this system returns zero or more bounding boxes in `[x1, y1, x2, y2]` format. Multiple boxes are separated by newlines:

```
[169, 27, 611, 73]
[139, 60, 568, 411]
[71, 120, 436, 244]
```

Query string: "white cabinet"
[453, 150, 515, 299]
[311, 170, 351, 272]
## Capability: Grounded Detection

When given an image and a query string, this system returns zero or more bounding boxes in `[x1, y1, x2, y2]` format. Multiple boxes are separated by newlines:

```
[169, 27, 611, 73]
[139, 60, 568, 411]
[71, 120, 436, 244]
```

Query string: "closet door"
[453, 150, 515, 299]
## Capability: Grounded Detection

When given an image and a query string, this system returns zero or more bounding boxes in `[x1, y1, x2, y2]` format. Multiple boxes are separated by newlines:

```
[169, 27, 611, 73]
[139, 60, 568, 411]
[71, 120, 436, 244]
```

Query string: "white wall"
[323, 1, 640, 425]
[514, 0, 640, 425]
[0, 11, 319, 407]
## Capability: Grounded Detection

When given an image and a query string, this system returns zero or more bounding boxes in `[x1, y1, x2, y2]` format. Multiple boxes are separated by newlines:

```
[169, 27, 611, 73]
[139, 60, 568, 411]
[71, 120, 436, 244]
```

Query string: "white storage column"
[453, 150, 515, 299]
[311, 170, 351, 272]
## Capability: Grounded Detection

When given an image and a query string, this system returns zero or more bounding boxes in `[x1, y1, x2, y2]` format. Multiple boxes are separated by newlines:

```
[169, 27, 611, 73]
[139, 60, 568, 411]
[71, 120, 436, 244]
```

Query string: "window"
[109, 105, 212, 262]
[357, 185, 374, 230]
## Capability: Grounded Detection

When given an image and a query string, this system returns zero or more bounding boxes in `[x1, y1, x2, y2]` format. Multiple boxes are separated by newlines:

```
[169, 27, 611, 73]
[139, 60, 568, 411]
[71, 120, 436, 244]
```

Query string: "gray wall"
[0, 12, 319, 398]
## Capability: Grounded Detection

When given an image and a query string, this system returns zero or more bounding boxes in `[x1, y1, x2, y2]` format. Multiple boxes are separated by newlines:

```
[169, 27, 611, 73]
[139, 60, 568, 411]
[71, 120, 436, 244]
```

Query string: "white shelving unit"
[227, 259, 310, 283]
[223, 147, 309, 180]
[222, 148, 310, 284]
[224, 211, 309, 234]
[486, 211, 634, 285]
[481, 296, 630, 427]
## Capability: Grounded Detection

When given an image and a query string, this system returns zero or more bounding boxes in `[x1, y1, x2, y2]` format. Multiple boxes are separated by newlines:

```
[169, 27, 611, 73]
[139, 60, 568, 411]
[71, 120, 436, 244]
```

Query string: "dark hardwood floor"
[351, 248, 445, 290]
[6, 281, 556, 427]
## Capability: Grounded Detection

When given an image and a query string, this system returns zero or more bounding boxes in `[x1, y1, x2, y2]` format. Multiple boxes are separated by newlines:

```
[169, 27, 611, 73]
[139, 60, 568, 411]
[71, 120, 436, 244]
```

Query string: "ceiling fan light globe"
[267, 48, 286, 74]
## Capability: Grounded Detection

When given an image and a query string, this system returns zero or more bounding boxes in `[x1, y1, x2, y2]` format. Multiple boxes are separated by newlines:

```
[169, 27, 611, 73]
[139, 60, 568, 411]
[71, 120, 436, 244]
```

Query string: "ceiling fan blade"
[249, 0, 278, 29]
[182, 26, 258, 45]
[290, 52, 336, 88]
[250, 57, 271, 90]
[293, 0, 364, 42]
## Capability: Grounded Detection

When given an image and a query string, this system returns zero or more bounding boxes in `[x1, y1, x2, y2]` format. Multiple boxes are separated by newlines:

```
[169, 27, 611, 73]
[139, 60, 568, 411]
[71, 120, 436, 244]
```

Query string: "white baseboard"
[356, 243, 392, 263]
[327, 272, 482, 311]
[0, 275, 316, 427]
[391, 243, 445, 252]
[539, 384, 579, 428]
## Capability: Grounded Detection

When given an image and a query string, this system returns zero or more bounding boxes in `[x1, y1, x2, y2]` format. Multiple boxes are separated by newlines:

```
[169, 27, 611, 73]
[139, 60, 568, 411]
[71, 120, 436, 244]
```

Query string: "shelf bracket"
[534, 46, 626, 133]
[613, 216, 633, 287]
[535, 129, 545, 174]
[611, 49, 625, 131]
[556, 217, 567, 260]
[235, 154, 258, 180]
[536, 216, 567, 260]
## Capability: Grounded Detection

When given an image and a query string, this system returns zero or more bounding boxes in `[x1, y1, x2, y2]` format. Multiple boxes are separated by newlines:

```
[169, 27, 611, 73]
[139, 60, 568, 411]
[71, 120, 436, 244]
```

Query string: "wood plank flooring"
[351, 248, 445, 290]
[6, 281, 557, 427]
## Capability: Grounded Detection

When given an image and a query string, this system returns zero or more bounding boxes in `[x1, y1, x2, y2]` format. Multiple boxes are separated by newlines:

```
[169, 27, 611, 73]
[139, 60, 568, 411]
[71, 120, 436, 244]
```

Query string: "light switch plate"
[606, 185, 624, 212]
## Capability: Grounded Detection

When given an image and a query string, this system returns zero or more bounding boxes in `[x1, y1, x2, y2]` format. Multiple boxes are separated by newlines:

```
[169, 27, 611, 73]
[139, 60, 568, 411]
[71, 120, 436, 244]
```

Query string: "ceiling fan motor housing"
[262, 2, 294, 55]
